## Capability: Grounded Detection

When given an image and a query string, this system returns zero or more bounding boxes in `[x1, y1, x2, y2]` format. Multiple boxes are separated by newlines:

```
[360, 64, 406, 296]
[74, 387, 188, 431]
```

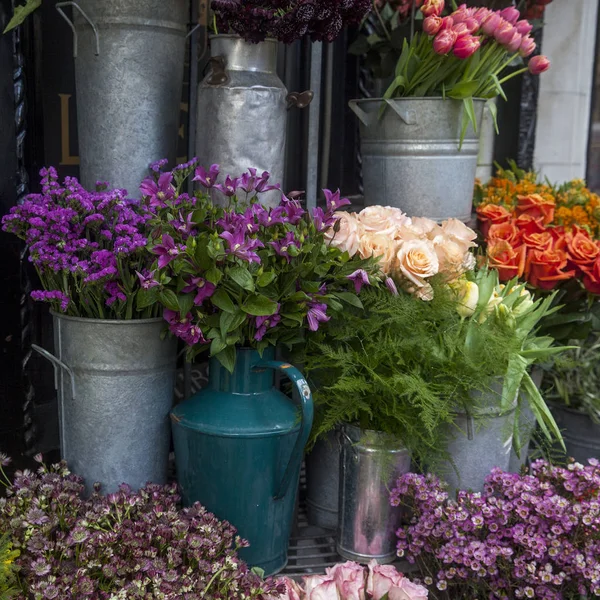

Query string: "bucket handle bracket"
[55, 1, 100, 58]
[31, 344, 76, 400]
[254, 361, 314, 501]
[348, 99, 418, 127]
[206, 56, 229, 86]
[287, 90, 314, 110]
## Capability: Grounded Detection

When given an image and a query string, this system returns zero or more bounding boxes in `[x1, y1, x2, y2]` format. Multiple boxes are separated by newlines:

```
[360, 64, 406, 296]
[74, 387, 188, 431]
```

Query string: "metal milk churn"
[171, 348, 313, 575]
[195, 34, 313, 207]
[56, 0, 188, 196]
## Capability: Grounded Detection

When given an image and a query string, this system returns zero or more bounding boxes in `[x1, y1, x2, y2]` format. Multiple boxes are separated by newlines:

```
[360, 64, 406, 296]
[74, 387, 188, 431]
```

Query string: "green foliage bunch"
[0, 534, 19, 600]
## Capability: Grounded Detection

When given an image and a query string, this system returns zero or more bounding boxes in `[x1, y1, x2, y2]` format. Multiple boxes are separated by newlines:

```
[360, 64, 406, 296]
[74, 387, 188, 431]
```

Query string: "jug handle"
[255, 361, 314, 501]
[55, 1, 100, 58]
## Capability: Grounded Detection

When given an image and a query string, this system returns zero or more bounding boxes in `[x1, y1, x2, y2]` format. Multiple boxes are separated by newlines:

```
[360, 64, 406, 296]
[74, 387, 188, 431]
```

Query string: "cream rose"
[396, 239, 439, 287]
[325, 212, 362, 257]
[396, 217, 442, 242]
[358, 233, 399, 274]
[432, 236, 474, 280]
[358, 206, 410, 237]
[439, 218, 478, 248]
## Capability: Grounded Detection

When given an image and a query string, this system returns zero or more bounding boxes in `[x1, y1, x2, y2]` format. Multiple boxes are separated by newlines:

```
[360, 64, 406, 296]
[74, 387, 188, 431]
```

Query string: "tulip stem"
[373, 0, 392, 42]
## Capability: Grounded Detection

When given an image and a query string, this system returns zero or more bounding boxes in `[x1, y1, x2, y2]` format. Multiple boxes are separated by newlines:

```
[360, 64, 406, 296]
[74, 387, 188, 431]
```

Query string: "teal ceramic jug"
[171, 347, 313, 575]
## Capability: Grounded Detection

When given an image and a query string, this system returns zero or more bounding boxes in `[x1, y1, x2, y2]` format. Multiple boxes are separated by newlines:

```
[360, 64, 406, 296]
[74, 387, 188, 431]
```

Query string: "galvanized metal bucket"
[349, 97, 485, 222]
[32, 313, 177, 495]
[443, 382, 516, 496]
[56, 0, 188, 195]
[306, 429, 340, 530]
[551, 404, 600, 464]
[196, 35, 312, 207]
[337, 424, 411, 564]
[476, 99, 497, 184]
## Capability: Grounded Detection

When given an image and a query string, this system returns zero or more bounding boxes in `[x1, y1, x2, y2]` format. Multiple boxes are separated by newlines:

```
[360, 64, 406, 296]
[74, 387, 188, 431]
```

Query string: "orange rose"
[476, 204, 512, 238]
[582, 257, 600, 294]
[526, 248, 576, 290]
[516, 193, 555, 225]
[487, 220, 522, 248]
[565, 226, 600, 270]
[514, 213, 545, 235]
[487, 240, 526, 282]
[521, 230, 553, 252]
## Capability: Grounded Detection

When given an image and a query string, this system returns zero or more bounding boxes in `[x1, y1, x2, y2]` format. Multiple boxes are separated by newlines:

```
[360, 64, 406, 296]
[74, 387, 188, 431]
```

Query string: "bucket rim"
[209, 33, 279, 45]
[50, 311, 165, 326]
[548, 400, 596, 419]
[351, 96, 487, 106]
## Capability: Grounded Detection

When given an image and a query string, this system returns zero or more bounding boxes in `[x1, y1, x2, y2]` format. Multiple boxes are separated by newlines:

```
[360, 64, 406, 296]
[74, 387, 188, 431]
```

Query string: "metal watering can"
[171, 348, 313, 575]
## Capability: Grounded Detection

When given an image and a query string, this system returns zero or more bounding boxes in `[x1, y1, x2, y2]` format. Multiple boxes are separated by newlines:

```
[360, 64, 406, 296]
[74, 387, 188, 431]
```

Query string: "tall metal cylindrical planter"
[551, 404, 600, 464]
[195, 35, 312, 207]
[349, 97, 485, 222]
[306, 429, 340, 530]
[337, 424, 411, 564]
[476, 99, 497, 184]
[33, 314, 177, 495]
[58, 0, 188, 195]
[443, 383, 516, 496]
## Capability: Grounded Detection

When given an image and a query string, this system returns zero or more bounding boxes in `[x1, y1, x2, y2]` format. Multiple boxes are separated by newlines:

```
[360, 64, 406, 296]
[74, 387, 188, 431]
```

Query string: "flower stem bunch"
[391, 459, 600, 600]
[211, 0, 372, 44]
[273, 560, 428, 599]
[0, 454, 283, 600]
[143, 161, 382, 372]
[1, 168, 158, 319]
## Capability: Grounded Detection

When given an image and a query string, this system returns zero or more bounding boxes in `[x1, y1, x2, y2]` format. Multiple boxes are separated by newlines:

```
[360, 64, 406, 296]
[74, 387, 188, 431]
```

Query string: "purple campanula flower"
[217, 211, 246, 233]
[347, 269, 370, 293]
[385, 277, 399, 296]
[254, 170, 281, 193]
[136, 270, 159, 290]
[220, 227, 264, 263]
[214, 175, 240, 197]
[139, 172, 175, 207]
[323, 188, 351, 213]
[172, 211, 195, 238]
[311, 207, 326, 231]
[257, 205, 287, 227]
[269, 231, 300, 263]
[193, 164, 220, 188]
[151, 234, 183, 269]
[239, 168, 259, 194]
[306, 301, 330, 332]
[276, 194, 305, 225]
[181, 277, 216, 305]
[254, 312, 281, 341]
[163, 309, 207, 346]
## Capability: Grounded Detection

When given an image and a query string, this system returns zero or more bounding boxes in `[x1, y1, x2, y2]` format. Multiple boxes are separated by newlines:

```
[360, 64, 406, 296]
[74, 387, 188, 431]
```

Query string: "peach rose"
[396, 239, 439, 288]
[487, 221, 522, 248]
[526, 248, 576, 290]
[487, 240, 527, 282]
[521, 230, 553, 252]
[476, 204, 512, 237]
[565, 226, 600, 270]
[516, 193, 555, 225]
[358, 233, 399, 274]
[325, 212, 362, 257]
[358, 206, 410, 237]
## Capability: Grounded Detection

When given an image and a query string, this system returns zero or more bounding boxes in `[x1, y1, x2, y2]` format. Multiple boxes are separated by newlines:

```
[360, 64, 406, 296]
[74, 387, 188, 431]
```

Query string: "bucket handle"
[255, 361, 314, 501]
[348, 99, 418, 127]
[287, 91, 314, 110]
[55, 1, 100, 58]
[31, 344, 76, 400]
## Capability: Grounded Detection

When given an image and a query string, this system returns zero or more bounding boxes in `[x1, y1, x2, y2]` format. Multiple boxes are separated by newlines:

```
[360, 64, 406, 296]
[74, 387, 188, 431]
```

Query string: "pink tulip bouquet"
[384, 0, 551, 139]
[272, 561, 428, 600]
[325, 205, 477, 301]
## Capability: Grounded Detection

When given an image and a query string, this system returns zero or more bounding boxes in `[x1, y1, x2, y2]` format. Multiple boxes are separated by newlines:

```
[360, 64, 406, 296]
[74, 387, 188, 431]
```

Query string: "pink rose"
[304, 574, 340, 600]
[325, 212, 362, 257]
[327, 561, 366, 600]
[389, 578, 429, 600]
[367, 561, 405, 600]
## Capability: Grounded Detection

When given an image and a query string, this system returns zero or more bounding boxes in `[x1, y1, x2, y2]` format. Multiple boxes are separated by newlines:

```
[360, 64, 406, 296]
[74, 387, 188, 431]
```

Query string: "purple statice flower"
[139, 172, 175, 207]
[149, 158, 169, 173]
[136, 270, 159, 290]
[385, 277, 399, 296]
[269, 231, 301, 263]
[151, 234, 184, 269]
[254, 305, 280, 341]
[323, 188, 351, 213]
[220, 227, 264, 263]
[306, 301, 330, 332]
[172, 157, 199, 172]
[193, 163, 220, 188]
[104, 282, 127, 306]
[182, 277, 216, 306]
[30, 290, 70, 312]
[347, 269, 370, 293]
[214, 175, 241, 197]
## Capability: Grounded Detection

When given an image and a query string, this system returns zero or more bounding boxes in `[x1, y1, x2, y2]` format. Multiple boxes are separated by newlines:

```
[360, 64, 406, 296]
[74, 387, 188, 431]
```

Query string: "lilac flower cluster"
[144, 160, 382, 371]
[1, 167, 157, 320]
[0, 455, 284, 600]
[391, 460, 600, 600]
[211, 0, 372, 44]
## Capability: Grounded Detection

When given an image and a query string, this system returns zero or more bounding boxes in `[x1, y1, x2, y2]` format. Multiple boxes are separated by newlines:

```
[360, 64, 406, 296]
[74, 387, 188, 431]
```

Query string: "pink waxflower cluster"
[421, 0, 550, 72]
[272, 561, 428, 600]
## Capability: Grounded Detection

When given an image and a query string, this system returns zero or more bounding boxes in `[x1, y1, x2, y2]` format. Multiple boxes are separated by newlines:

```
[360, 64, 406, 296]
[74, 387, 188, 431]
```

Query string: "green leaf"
[3, 0, 41, 34]
[211, 288, 236, 313]
[220, 310, 247, 337]
[486, 99, 499, 135]
[178, 293, 195, 316]
[243, 294, 279, 317]
[195, 238, 212, 270]
[217, 346, 237, 373]
[210, 336, 227, 356]
[447, 80, 479, 100]
[281, 312, 304, 325]
[257, 271, 276, 287]
[158, 289, 180, 312]
[348, 34, 370, 56]
[335, 292, 364, 309]
[136, 288, 159, 310]
[229, 265, 255, 292]
[205, 267, 223, 285]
